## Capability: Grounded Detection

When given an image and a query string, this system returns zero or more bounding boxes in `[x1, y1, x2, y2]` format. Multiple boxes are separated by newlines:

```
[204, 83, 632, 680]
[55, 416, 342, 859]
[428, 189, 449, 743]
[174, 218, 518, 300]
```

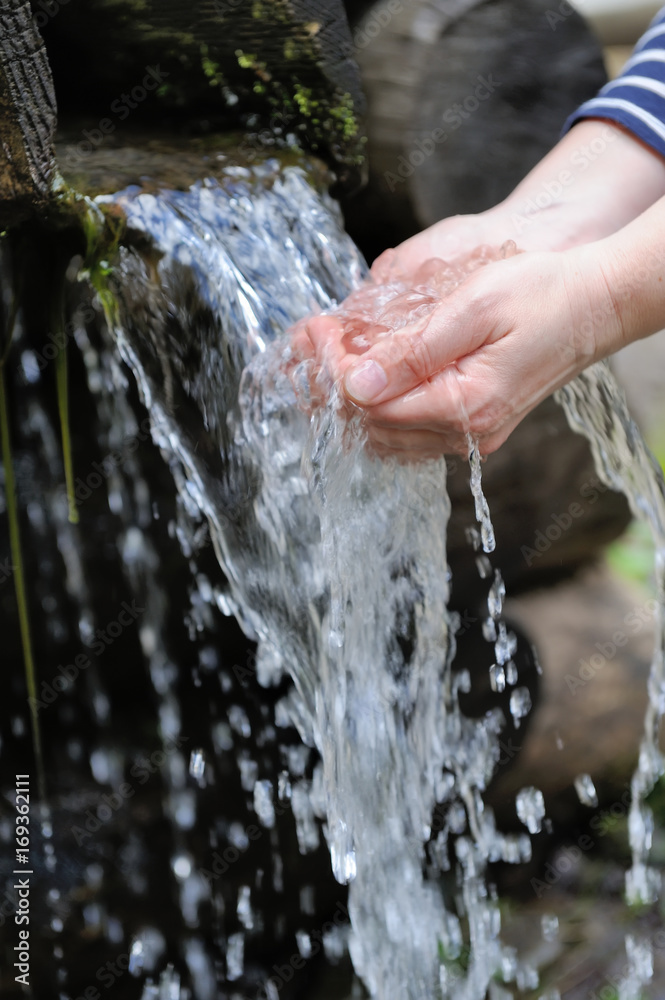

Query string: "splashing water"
[87, 162, 665, 997]
[556, 365, 665, 994]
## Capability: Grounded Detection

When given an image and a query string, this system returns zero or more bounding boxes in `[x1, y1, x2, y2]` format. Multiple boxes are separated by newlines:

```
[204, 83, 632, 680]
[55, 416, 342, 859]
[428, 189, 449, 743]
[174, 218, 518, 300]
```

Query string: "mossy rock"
[38, 0, 366, 191]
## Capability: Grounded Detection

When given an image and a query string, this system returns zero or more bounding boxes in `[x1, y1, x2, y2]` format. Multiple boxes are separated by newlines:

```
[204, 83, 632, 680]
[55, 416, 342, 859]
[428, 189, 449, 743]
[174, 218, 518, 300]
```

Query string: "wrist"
[566, 222, 665, 366]
[596, 219, 665, 354]
[564, 242, 627, 365]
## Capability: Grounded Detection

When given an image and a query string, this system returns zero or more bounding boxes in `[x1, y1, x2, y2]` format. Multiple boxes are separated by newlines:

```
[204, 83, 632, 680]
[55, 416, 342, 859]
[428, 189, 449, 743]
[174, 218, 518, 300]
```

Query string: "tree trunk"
[0, 0, 57, 226]
[344, 0, 607, 256]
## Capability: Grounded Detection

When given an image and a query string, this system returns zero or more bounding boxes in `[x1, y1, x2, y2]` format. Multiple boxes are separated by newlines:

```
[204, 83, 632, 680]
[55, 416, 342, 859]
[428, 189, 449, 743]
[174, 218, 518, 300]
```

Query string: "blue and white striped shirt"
[564, 6, 665, 158]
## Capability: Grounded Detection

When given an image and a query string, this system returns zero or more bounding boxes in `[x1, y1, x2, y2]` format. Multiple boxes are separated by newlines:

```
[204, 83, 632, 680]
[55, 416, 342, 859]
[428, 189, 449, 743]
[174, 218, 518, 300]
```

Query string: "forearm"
[587, 194, 665, 358]
[488, 120, 665, 250]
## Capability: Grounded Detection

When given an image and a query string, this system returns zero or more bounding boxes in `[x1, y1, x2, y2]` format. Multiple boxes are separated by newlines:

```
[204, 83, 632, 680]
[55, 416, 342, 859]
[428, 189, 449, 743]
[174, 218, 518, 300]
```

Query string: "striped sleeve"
[562, 6, 665, 158]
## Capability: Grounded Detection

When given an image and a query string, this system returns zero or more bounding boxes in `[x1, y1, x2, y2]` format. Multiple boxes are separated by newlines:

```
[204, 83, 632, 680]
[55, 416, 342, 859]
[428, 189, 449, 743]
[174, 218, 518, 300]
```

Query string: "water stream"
[95, 161, 665, 998]
[5, 158, 665, 997]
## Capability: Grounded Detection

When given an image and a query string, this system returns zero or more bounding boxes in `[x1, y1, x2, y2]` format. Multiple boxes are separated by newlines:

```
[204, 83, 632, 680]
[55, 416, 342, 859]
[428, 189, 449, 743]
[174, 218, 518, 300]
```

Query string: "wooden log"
[0, 0, 57, 226]
[345, 0, 607, 255]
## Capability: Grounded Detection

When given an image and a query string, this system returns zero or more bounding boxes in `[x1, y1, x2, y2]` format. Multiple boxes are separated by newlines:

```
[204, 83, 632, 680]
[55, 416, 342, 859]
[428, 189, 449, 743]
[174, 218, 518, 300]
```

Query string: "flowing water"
[556, 368, 665, 999]
[93, 163, 665, 996]
[4, 158, 665, 998]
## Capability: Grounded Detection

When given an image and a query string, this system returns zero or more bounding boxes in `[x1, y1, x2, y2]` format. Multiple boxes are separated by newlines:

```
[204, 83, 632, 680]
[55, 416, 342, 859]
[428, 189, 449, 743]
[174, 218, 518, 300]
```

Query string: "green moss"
[293, 84, 314, 116]
[235, 49, 259, 70]
[201, 43, 226, 89]
[329, 92, 360, 140]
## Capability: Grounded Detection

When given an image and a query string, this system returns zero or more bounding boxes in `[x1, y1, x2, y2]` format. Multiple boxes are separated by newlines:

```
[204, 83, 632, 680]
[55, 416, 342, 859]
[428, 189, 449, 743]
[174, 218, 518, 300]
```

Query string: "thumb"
[342, 293, 488, 406]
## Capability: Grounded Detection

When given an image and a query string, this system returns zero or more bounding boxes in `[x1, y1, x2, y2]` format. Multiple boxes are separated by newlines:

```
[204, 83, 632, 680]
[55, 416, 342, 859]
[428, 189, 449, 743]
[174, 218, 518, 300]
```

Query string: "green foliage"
[606, 519, 654, 585]
[606, 427, 665, 584]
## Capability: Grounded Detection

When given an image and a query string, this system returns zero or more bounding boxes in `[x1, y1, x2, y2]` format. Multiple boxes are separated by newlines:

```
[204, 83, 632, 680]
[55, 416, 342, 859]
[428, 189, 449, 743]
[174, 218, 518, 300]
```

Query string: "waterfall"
[4, 155, 663, 998]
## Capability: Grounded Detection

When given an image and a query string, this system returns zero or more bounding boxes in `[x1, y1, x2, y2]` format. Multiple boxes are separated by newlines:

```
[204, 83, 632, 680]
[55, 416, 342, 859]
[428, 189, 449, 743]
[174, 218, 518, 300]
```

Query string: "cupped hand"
[305, 245, 619, 458]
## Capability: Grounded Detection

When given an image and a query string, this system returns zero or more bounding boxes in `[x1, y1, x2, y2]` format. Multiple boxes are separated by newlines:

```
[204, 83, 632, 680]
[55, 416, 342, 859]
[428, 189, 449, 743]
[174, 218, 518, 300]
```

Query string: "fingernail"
[344, 360, 388, 403]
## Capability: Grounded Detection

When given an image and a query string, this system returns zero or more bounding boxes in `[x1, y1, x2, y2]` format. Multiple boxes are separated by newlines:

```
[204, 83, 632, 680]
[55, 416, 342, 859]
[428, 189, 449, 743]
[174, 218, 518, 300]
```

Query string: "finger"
[305, 315, 348, 379]
[370, 248, 403, 282]
[342, 283, 497, 408]
[289, 317, 315, 360]
[364, 366, 473, 435]
[366, 351, 542, 455]
[366, 423, 459, 458]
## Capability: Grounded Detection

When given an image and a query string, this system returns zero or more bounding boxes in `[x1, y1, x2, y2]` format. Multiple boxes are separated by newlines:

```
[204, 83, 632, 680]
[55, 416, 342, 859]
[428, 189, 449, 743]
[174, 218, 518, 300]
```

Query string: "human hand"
[305, 242, 620, 457]
[296, 119, 665, 458]
[373, 119, 665, 283]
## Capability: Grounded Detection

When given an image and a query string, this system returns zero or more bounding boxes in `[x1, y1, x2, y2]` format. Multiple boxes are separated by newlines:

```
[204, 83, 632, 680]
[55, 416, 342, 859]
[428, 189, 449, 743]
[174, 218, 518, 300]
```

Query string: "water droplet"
[172, 855, 192, 880]
[253, 779, 276, 828]
[226, 933, 244, 981]
[489, 664, 506, 693]
[574, 773, 598, 807]
[487, 571, 505, 619]
[296, 929, 312, 958]
[465, 526, 481, 551]
[505, 660, 518, 686]
[189, 748, 206, 783]
[448, 802, 467, 835]
[509, 687, 532, 727]
[476, 554, 492, 579]
[11, 716, 26, 737]
[494, 623, 517, 665]
[129, 937, 145, 976]
[516, 786, 545, 834]
[482, 617, 497, 642]
[237, 886, 254, 929]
